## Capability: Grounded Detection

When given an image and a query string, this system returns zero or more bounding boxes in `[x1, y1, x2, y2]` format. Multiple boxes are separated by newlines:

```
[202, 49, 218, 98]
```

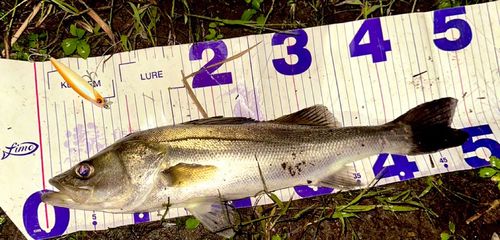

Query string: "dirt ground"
[0, 0, 498, 239]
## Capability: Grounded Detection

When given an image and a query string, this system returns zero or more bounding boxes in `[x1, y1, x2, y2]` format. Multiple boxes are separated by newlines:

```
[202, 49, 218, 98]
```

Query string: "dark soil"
[0, 0, 498, 239]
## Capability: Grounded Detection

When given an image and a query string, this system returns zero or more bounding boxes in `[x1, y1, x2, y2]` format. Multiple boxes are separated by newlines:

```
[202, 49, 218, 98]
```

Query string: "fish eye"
[75, 162, 94, 179]
[96, 98, 103, 104]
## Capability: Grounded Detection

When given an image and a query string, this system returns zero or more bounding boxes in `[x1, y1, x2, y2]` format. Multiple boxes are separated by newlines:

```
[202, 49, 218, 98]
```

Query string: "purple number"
[23, 190, 70, 239]
[433, 7, 472, 51]
[373, 154, 418, 180]
[349, 18, 391, 63]
[133, 212, 150, 224]
[461, 124, 499, 168]
[189, 41, 232, 88]
[272, 29, 312, 75]
[293, 185, 333, 198]
[230, 197, 252, 208]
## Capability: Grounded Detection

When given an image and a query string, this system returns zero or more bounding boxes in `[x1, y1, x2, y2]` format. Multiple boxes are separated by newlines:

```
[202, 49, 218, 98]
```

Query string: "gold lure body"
[50, 57, 111, 108]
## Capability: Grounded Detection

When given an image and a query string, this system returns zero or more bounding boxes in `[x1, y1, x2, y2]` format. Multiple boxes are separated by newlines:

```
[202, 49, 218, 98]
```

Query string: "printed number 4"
[433, 6, 472, 51]
[373, 154, 419, 181]
[349, 18, 392, 63]
[189, 41, 232, 88]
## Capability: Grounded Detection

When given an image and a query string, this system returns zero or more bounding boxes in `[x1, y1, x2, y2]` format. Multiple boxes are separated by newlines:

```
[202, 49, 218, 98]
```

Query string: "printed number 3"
[433, 6, 472, 51]
[189, 41, 232, 88]
[272, 29, 312, 75]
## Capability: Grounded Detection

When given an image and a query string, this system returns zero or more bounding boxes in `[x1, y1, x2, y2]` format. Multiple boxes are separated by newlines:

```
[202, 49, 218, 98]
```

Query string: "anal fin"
[185, 201, 238, 238]
[317, 164, 364, 190]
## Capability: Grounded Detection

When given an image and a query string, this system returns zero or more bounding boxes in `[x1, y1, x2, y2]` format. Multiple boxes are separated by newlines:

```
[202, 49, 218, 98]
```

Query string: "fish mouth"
[42, 178, 91, 207]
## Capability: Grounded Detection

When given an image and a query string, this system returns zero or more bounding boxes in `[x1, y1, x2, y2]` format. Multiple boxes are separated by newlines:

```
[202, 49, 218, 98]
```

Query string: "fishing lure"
[50, 57, 111, 108]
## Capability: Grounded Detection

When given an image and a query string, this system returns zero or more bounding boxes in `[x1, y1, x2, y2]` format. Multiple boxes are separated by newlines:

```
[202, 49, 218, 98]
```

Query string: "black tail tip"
[409, 126, 469, 155]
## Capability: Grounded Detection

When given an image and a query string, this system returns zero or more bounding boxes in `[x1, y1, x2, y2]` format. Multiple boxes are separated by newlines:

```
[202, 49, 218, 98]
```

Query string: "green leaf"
[256, 14, 266, 26]
[490, 156, 500, 169]
[76, 40, 90, 59]
[251, 0, 263, 10]
[331, 211, 357, 219]
[382, 205, 419, 212]
[61, 38, 78, 55]
[185, 217, 200, 230]
[120, 35, 129, 51]
[478, 167, 497, 178]
[244, 0, 251, 3]
[338, 204, 376, 213]
[448, 221, 455, 234]
[271, 235, 281, 240]
[241, 9, 257, 21]
[0, 215, 6, 226]
[268, 192, 284, 209]
[497, 182, 500, 191]
[70, 24, 77, 37]
[205, 28, 217, 40]
[209, 22, 218, 28]
[363, 5, 381, 19]
[492, 173, 500, 182]
[292, 204, 316, 219]
[440, 232, 451, 240]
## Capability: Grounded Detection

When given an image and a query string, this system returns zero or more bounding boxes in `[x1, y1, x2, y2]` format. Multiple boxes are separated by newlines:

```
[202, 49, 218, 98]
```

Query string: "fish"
[50, 57, 112, 108]
[42, 97, 468, 237]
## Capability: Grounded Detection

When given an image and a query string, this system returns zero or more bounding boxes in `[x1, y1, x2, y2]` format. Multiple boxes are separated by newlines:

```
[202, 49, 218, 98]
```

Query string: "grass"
[0, 0, 494, 59]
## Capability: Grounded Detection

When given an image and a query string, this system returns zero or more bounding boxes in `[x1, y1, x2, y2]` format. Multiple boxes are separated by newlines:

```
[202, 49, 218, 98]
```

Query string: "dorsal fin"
[183, 116, 258, 125]
[269, 105, 341, 127]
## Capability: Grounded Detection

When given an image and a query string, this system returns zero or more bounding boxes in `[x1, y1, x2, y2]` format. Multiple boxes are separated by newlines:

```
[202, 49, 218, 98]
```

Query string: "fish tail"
[389, 97, 468, 155]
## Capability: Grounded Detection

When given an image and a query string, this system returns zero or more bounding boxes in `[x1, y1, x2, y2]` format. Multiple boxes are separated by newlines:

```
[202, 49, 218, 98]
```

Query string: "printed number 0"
[349, 18, 392, 63]
[23, 190, 70, 239]
[189, 41, 232, 88]
[272, 29, 312, 75]
[433, 6, 472, 51]
[461, 124, 500, 168]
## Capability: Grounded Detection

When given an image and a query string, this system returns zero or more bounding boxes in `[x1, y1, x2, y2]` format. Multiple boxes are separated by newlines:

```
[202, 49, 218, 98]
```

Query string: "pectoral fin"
[317, 164, 364, 190]
[162, 163, 218, 187]
[185, 201, 237, 238]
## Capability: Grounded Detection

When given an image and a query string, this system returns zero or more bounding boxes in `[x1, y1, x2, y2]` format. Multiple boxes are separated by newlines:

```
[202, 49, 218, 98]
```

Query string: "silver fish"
[42, 97, 468, 237]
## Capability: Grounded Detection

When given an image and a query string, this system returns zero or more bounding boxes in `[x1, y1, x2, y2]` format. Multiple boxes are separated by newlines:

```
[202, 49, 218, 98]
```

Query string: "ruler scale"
[0, 2, 499, 239]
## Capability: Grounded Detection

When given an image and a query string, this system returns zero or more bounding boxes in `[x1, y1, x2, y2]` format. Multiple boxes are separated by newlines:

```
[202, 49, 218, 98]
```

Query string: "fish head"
[42, 149, 134, 211]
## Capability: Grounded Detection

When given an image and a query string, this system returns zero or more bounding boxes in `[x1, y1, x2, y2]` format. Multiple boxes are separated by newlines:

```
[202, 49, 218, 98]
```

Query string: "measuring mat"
[0, 2, 499, 239]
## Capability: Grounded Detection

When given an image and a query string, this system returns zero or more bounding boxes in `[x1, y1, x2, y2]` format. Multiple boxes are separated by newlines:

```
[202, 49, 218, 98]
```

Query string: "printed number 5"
[461, 124, 500, 168]
[433, 6, 472, 51]
[272, 29, 312, 75]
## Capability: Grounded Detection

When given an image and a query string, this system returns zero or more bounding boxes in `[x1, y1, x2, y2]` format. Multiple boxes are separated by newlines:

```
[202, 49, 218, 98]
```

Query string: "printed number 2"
[272, 29, 312, 75]
[23, 190, 70, 239]
[433, 6, 472, 51]
[349, 18, 391, 63]
[373, 154, 419, 181]
[189, 41, 232, 88]
[461, 124, 500, 168]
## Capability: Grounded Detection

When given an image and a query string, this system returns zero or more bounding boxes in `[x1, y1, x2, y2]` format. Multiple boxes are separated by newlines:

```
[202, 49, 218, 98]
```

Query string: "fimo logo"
[1, 142, 39, 160]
